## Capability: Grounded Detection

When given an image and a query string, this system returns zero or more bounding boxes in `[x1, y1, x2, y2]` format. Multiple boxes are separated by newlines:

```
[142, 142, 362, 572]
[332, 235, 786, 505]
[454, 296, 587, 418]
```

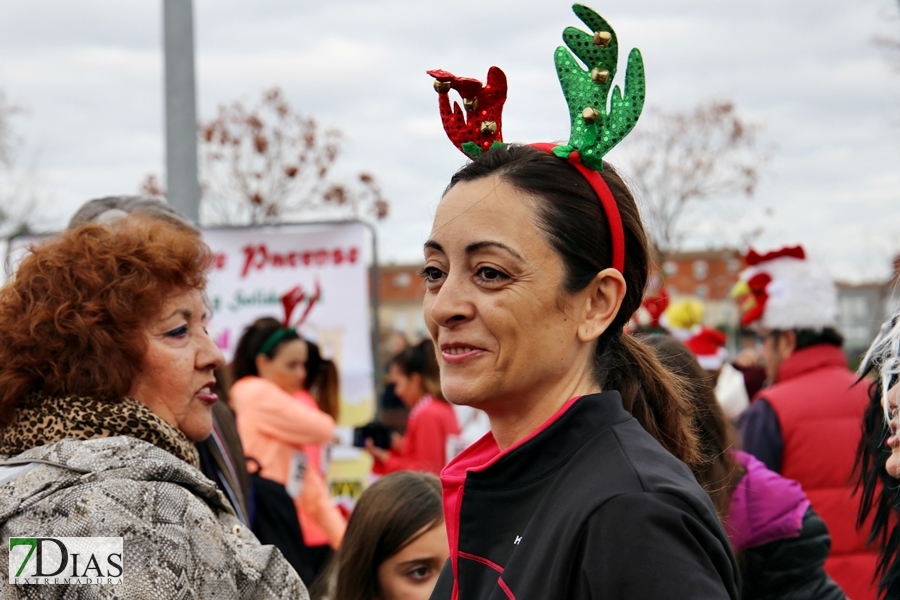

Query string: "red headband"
[530, 143, 625, 274]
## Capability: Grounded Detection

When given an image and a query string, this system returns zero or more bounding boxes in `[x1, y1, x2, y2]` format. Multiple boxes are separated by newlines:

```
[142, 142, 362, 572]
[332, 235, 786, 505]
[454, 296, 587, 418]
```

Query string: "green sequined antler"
[552, 4, 645, 171]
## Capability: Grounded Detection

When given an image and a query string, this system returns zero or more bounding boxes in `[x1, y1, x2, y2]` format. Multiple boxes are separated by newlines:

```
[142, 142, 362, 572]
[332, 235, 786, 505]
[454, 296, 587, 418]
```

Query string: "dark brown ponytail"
[305, 340, 341, 421]
[641, 334, 745, 520]
[598, 334, 699, 466]
[447, 144, 700, 467]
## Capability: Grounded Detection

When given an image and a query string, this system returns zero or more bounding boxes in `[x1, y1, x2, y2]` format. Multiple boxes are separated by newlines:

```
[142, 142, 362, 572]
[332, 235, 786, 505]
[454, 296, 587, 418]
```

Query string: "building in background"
[377, 264, 427, 345]
[837, 255, 900, 364]
[656, 249, 744, 328]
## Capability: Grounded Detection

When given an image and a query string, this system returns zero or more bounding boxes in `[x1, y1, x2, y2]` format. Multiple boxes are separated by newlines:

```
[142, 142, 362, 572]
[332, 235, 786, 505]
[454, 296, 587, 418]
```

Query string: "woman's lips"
[195, 386, 218, 404]
[441, 344, 485, 364]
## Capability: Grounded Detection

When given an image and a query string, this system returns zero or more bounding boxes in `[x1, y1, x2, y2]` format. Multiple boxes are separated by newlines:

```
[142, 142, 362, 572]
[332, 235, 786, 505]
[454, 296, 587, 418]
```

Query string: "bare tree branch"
[619, 99, 768, 259]
[0, 91, 45, 237]
[144, 87, 388, 226]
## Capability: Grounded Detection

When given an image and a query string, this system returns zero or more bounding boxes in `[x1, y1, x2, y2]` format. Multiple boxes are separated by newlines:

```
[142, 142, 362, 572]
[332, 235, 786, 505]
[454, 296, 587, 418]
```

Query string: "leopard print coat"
[0, 396, 309, 599]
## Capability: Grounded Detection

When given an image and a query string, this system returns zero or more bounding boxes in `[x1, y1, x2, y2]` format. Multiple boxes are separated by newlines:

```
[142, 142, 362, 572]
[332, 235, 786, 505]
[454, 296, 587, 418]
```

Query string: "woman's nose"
[199, 331, 226, 371]
[427, 274, 474, 328]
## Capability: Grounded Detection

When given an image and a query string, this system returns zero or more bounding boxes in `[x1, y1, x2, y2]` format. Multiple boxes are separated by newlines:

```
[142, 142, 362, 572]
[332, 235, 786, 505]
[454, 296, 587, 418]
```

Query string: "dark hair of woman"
[640, 334, 745, 519]
[231, 317, 301, 382]
[304, 339, 341, 421]
[793, 327, 844, 350]
[856, 378, 900, 595]
[313, 471, 443, 600]
[0, 217, 211, 425]
[391, 340, 443, 400]
[446, 144, 699, 466]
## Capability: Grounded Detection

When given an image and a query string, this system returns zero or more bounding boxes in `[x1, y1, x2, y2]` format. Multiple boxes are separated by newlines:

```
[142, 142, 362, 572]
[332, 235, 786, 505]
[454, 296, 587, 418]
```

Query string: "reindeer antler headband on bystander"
[257, 281, 322, 356]
[427, 4, 645, 274]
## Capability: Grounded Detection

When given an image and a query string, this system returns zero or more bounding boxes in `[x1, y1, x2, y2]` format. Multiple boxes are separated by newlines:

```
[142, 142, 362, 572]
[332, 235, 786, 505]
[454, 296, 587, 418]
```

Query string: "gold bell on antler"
[434, 80, 452, 94]
[593, 31, 612, 47]
[591, 68, 610, 84]
[463, 97, 479, 112]
[480, 121, 498, 135]
[582, 107, 600, 124]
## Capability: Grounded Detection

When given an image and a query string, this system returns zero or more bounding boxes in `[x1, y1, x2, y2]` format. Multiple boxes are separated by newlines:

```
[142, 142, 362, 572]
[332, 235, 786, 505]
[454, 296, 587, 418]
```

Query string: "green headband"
[257, 327, 297, 357]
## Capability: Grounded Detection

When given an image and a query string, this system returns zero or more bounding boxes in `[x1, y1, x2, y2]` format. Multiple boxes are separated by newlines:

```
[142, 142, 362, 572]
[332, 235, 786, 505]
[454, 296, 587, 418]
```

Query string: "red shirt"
[373, 395, 460, 475]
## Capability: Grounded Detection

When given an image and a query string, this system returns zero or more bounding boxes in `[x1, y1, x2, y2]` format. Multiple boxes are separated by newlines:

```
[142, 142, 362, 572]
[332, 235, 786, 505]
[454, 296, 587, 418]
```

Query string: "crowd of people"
[2, 4, 900, 599]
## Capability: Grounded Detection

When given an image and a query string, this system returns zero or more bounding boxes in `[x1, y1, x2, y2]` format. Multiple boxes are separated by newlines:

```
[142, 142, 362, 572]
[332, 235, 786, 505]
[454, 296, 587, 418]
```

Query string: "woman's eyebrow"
[465, 241, 524, 261]
[425, 239, 524, 262]
[162, 308, 193, 322]
[424, 240, 444, 253]
[396, 557, 441, 568]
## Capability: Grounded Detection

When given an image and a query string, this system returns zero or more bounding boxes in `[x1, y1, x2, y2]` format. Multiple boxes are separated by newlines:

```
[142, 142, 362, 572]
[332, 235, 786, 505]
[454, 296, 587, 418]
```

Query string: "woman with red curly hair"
[0, 216, 308, 599]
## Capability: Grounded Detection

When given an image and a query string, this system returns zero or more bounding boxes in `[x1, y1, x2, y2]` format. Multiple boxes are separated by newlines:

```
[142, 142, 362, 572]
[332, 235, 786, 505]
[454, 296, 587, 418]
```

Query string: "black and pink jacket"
[431, 392, 740, 600]
[725, 450, 847, 599]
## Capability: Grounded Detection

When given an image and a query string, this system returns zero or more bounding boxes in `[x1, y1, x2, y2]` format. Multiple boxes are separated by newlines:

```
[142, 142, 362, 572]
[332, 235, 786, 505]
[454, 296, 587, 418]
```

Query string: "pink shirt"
[231, 376, 346, 548]
[291, 390, 347, 548]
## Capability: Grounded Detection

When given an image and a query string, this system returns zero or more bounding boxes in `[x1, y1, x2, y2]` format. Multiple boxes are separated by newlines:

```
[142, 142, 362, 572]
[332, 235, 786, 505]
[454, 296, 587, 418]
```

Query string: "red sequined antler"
[427, 66, 508, 159]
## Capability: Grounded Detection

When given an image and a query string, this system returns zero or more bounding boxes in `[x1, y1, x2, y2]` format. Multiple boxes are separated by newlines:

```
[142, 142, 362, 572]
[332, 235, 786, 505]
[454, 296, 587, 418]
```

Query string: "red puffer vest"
[762, 344, 876, 600]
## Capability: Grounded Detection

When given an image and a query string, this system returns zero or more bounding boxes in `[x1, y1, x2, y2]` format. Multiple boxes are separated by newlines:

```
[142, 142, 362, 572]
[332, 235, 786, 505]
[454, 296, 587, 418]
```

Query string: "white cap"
[732, 246, 838, 331]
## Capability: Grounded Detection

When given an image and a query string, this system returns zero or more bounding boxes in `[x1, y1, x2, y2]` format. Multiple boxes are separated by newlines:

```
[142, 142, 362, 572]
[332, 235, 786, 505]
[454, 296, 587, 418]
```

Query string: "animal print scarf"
[0, 394, 200, 469]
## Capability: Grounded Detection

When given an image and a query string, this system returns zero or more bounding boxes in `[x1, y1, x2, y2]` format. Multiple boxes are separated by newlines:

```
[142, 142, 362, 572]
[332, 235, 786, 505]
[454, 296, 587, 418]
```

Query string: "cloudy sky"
[1, 0, 899, 282]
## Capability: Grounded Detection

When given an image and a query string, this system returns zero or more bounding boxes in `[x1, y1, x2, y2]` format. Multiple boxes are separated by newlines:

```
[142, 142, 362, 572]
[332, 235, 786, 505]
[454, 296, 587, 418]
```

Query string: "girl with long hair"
[230, 318, 347, 582]
[313, 471, 447, 600]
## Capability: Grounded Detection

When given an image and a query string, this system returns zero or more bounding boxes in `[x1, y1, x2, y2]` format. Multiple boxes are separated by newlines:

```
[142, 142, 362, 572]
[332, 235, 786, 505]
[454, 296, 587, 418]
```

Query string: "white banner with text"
[203, 223, 374, 408]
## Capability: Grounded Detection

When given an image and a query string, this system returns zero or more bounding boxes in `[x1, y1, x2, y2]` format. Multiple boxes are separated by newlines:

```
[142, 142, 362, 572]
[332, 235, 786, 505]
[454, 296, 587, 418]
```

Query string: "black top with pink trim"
[432, 392, 739, 599]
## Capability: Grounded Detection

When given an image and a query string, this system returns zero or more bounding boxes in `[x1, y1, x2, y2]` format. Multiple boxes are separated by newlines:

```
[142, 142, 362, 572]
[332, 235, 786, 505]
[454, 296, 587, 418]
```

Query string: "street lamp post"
[163, 0, 200, 223]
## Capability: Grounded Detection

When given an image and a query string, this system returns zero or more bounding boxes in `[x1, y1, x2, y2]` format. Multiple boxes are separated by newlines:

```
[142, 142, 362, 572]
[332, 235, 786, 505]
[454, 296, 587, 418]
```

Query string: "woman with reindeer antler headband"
[229, 285, 347, 583]
[423, 5, 739, 598]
